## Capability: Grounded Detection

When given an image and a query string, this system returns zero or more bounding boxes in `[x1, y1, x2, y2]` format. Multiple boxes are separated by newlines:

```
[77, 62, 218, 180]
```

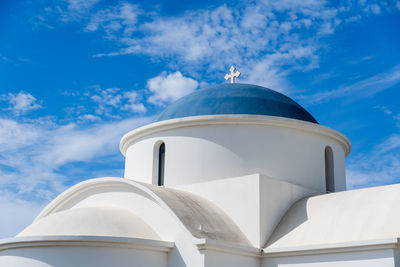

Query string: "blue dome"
[156, 83, 318, 124]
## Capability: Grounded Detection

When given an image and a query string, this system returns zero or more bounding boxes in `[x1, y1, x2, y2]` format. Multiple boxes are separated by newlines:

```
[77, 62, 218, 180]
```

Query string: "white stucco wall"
[0, 236, 171, 267]
[204, 250, 259, 267]
[176, 174, 315, 248]
[121, 115, 350, 193]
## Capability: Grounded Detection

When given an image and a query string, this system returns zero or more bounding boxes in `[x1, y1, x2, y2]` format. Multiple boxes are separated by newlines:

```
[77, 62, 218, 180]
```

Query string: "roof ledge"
[262, 238, 400, 258]
[195, 239, 260, 257]
[0, 235, 174, 253]
[120, 115, 351, 156]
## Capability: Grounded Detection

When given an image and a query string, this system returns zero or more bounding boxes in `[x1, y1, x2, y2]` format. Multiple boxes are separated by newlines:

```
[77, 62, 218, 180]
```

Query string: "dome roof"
[156, 83, 318, 124]
[18, 206, 161, 240]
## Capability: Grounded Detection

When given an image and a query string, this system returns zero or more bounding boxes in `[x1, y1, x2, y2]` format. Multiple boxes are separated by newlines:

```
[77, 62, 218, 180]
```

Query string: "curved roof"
[138, 182, 251, 245]
[156, 83, 318, 124]
[18, 206, 161, 240]
[27, 177, 251, 247]
[266, 183, 400, 249]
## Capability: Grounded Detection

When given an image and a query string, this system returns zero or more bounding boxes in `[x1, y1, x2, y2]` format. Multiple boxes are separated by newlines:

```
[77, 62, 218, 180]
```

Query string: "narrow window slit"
[158, 143, 165, 186]
[325, 146, 334, 193]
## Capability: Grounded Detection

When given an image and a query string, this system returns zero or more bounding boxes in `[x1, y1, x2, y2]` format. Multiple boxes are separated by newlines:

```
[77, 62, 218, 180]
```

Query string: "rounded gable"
[266, 183, 400, 249]
[18, 206, 161, 240]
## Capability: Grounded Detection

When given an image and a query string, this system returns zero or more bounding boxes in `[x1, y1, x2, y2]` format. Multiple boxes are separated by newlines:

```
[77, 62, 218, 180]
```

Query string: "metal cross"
[224, 66, 241, 83]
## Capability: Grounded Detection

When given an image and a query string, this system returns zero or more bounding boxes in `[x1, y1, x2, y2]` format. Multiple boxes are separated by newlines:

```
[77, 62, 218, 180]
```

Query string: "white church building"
[1, 69, 400, 266]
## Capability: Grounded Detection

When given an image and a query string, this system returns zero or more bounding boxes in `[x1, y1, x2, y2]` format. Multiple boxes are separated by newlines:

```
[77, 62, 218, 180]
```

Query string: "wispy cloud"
[31, 0, 396, 91]
[147, 71, 198, 106]
[0, 116, 152, 203]
[1, 92, 42, 115]
[0, 113, 152, 237]
[65, 72, 196, 114]
[86, 0, 394, 90]
[63, 87, 146, 120]
[363, 3, 381, 15]
[89, 88, 123, 116]
[77, 114, 101, 123]
[65, 0, 101, 13]
[373, 105, 393, 115]
[347, 134, 400, 189]
[85, 2, 141, 37]
[348, 55, 374, 65]
[121, 91, 146, 113]
[347, 102, 400, 189]
[31, 0, 101, 26]
[0, 192, 43, 238]
[0, 53, 8, 63]
[301, 64, 400, 105]
[0, 87, 151, 238]
[89, 1, 341, 90]
[59, 0, 101, 21]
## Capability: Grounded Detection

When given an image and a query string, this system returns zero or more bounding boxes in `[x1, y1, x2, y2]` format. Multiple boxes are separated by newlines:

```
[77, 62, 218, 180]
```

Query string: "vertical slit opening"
[158, 143, 165, 186]
[325, 146, 335, 193]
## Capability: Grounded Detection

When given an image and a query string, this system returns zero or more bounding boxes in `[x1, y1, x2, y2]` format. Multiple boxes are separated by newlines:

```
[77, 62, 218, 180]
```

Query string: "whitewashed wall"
[122, 115, 350, 193]
[177, 174, 315, 248]
[203, 250, 259, 267]
[0, 239, 169, 267]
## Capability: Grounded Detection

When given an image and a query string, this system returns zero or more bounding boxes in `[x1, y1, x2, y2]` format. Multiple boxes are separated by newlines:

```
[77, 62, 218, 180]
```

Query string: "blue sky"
[0, 0, 399, 237]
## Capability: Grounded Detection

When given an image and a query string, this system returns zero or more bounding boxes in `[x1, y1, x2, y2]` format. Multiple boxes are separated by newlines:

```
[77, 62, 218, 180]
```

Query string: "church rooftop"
[156, 83, 318, 124]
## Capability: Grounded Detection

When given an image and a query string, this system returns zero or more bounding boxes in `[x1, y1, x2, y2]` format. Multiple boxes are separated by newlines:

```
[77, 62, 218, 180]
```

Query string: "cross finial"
[224, 66, 241, 83]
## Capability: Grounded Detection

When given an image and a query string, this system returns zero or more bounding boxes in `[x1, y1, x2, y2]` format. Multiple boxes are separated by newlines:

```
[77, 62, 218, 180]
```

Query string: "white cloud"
[52, 0, 102, 23]
[345, 14, 362, 23]
[4, 92, 42, 115]
[77, 114, 101, 123]
[358, 0, 367, 6]
[88, 1, 346, 90]
[90, 87, 122, 115]
[0, 116, 152, 201]
[83, 0, 395, 91]
[301, 64, 400, 105]
[0, 119, 42, 152]
[0, 192, 44, 238]
[88, 87, 146, 116]
[243, 45, 319, 91]
[122, 91, 146, 113]
[347, 134, 400, 189]
[65, 0, 100, 12]
[0, 53, 8, 63]
[363, 4, 381, 15]
[373, 105, 393, 115]
[85, 2, 141, 37]
[147, 71, 199, 106]
[332, 101, 400, 190]
[33, 0, 394, 90]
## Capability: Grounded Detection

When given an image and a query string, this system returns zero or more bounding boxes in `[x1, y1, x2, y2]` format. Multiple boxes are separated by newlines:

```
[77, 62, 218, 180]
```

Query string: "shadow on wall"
[264, 197, 309, 248]
[167, 246, 187, 267]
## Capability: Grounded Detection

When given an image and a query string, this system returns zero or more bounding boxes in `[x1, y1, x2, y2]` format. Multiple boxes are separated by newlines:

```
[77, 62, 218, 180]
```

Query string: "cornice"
[119, 115, 351, 157]
[262, 238, 400, 258]
[195, 239, 260, 257]
[0, 235, 174, 253]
